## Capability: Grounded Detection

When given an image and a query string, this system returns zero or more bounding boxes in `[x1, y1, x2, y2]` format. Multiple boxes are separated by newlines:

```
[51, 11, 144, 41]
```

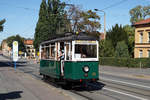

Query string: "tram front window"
[75, 44, 97, 58]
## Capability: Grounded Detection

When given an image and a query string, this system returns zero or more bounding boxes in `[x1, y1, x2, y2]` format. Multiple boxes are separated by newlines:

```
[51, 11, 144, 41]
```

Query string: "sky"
[0, 0, 150, 43]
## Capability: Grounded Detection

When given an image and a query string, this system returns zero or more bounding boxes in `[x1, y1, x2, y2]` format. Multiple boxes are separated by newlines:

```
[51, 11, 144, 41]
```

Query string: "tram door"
[60, 42, 64, 76]
[64, 42, 71, 61]
[60, 42, 71, 76]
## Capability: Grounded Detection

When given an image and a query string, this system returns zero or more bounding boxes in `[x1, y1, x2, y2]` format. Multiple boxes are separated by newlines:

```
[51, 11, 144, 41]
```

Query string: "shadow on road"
[0, 91, 23, 100]
[0, 61, 27, 68]
[0, 61, 11, 67]
[71, 82, 105, 91]
[0, 55, 28, 67]
[43, 77, 105, 92]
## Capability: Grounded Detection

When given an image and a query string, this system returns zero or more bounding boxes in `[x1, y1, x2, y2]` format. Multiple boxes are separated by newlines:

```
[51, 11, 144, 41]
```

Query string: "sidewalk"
[0, 67, 72, 100]
[100, 65, 150, 81]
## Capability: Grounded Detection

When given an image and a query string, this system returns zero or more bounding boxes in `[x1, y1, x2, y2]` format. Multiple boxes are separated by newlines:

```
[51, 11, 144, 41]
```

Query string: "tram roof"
[40, 32, 98, 45]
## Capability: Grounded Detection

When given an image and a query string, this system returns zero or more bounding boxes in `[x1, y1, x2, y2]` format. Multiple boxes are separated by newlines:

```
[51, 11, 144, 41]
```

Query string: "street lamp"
[94, 9, 106, 40]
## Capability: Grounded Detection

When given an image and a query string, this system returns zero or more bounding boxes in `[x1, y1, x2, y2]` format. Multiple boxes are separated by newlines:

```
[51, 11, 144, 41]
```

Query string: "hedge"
[99, 57, 150, 68]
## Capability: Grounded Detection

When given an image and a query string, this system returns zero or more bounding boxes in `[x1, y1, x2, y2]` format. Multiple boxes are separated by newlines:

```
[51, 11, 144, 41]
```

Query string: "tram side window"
[66, 44, 71, 60]
[41, 47, 46, 59]
[50, 44, 55, 60]
[75, 44, 97, 58]
[46, 47, 50, 59]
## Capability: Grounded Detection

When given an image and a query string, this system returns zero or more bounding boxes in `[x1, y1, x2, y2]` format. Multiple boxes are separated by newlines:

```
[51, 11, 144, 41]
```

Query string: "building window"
[139, 50, 143, 58]
[148, 32, 150, 43]
[148, 50, 150, 58]
[140, 32, 143, 43]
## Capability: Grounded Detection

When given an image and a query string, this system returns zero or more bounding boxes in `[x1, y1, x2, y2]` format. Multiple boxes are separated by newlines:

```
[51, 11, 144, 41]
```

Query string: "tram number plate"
[92, 72, 96, 76]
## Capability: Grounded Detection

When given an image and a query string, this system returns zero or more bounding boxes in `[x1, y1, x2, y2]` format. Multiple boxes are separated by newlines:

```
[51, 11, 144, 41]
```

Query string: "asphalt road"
[1, 55, 150, 100]
[0, 56, 72, 100]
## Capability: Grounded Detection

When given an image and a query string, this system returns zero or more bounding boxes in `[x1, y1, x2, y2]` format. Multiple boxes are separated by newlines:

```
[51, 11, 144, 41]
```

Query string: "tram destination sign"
[13, 41, 18, 62]
[75, 40, 96, 44]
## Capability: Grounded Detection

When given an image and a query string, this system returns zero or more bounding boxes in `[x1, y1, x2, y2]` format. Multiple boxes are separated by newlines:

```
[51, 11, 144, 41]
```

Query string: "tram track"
[100, 80, 150, 97]
[87, 81, 150, 100]
[69, 90, 94, 100]
[16, 64, 95, 100]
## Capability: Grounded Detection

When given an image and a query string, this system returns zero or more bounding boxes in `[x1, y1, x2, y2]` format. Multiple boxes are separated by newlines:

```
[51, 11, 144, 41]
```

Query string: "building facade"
[24, 40, 36, 59]
[1, 40, 11, 56]
[133, 18, 150, 58]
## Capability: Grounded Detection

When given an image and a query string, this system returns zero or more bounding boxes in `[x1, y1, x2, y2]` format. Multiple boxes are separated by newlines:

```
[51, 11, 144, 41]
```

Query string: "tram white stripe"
[101, 78, 150, 89]
[103, 87, 148, 100]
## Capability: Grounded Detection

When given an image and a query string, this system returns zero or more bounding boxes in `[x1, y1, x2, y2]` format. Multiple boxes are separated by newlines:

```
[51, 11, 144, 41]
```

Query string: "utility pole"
[94, 9, 106, 40]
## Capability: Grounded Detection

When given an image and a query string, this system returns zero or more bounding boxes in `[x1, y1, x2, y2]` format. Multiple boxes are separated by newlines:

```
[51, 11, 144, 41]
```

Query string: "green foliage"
[6, 35, 26, 52]
[0, 19, 6, 32]
[79, 10, 101, 32]
[34, 0, 67, 50]
[106, 24, 128, 49]
[99, 40, 115, 57]
[67, 6, 101, 33]
[130, 5, 150, 24]
[115, 41, 129, 57]
[99, 57, 150, 68]
[123, 25, 135, 57]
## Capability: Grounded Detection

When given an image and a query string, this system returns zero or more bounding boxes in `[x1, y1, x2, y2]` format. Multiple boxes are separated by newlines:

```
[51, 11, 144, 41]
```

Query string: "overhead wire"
[0, 2, 38, 39]
[0, 2, 38, 11]
[100, 0, 128, 11]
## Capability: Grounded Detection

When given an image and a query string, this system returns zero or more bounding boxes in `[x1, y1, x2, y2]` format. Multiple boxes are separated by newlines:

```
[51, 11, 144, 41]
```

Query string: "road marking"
[103, 87, 148, 100]
[101, 78, 150, 90]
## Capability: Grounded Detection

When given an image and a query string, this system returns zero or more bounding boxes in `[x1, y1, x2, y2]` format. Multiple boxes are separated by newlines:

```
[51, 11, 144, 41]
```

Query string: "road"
[1, 55, 150, 100]
[0, 56, 72, 100]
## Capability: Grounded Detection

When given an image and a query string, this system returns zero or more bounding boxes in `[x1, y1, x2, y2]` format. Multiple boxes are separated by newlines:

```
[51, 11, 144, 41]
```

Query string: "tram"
[39, 32, 99, 84]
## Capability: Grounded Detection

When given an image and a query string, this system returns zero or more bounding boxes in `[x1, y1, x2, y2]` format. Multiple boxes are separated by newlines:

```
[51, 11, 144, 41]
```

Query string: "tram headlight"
[83, 66, 89, 73]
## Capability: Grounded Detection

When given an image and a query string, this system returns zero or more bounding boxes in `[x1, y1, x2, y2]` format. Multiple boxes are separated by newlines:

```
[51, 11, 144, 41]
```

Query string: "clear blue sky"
[0, 0, 150, 43]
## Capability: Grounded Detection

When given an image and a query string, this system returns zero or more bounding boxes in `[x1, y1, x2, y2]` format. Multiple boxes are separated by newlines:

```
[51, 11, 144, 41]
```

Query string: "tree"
[123, 25, 135, 57]
[34, 0, 66, 50]
[0, 19, 6, 32]
[67, 5, 82, 32]
[106, 24, 128, 49]
[130, 5, 150, 24]
[6, 35, 26, 52]
[115, 41, 129, 57]
[47, 0, 67, 34]
[79, 10, 100, 32]
[99, 40, 115, 57]
[67, 6, 100, 33]
[34, 0, 48, 50]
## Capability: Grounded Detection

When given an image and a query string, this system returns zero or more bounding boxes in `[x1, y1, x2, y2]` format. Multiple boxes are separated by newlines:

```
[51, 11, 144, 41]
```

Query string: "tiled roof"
[100, 33, 105, 40]
[24, 40, 33, 45]
[134, 18, 150, 25]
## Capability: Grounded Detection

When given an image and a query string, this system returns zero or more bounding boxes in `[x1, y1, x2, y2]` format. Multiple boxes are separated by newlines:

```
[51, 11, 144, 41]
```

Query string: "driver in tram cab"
[79, 46, 86, 58]
[59, 49, 65, 76]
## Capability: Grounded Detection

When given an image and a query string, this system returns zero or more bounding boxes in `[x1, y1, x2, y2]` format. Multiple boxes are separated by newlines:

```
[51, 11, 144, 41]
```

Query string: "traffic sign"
[13, 41, 18, 62]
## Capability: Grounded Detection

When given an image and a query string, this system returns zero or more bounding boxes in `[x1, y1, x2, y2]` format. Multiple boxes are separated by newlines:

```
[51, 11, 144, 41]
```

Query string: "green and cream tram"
[39, 32, 99, 83]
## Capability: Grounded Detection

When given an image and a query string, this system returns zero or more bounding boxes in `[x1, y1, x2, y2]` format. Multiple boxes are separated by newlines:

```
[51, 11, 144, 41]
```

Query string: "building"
[24, 39, 36, 59]
[100, 33, 105, 40]
[1, 40, 11, 56]
[133, 18, 150, 58]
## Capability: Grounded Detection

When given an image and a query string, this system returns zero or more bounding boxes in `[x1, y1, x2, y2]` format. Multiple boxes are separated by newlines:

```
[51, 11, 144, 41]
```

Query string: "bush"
[99, 57, 150, 68]
[115, 41, 129, 57]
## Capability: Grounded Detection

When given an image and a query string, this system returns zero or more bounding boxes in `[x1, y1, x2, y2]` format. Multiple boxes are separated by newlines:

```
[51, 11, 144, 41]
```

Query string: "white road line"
[103, 87, 148, 100]
[101, 78, 150, 90]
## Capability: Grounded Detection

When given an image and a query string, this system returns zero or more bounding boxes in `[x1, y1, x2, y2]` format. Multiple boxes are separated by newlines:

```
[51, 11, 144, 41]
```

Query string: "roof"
[24, 40, 33, 45]
[41, 32, 98, 45]
[133, 18, 150, 26]
[100, 33, 105, 40]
